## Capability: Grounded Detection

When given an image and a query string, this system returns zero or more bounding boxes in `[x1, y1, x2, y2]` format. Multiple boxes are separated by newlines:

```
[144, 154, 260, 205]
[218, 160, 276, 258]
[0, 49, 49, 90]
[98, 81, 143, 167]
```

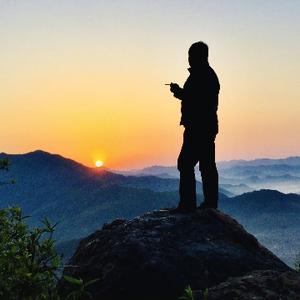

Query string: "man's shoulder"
[186, 65, 220, 90]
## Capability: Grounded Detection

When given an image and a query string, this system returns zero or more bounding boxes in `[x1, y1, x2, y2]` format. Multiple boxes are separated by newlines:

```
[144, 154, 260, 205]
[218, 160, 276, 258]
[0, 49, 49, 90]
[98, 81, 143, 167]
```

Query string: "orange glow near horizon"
[1, 1, 299, 170]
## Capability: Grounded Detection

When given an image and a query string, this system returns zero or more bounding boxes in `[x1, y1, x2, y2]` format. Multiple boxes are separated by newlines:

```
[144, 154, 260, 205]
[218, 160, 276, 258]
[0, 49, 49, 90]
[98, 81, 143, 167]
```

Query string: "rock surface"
[194, 270, 300, 300]
[60, 209, 291, 300]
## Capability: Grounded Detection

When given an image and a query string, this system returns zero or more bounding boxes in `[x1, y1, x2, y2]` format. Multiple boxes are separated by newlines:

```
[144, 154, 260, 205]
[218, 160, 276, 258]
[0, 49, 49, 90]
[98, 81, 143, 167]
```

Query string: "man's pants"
[177, 128, 218, 209]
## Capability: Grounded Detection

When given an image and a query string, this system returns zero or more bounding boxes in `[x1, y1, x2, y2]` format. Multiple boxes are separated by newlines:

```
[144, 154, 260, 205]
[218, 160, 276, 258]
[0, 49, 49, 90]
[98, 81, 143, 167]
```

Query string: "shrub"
[0, 207, 62, 299]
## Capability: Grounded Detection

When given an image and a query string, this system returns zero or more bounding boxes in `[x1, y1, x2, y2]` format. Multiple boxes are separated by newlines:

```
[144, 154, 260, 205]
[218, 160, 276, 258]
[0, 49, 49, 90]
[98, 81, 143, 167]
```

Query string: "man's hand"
[170, 83, 181, 94]
[169, 83, 184, 100]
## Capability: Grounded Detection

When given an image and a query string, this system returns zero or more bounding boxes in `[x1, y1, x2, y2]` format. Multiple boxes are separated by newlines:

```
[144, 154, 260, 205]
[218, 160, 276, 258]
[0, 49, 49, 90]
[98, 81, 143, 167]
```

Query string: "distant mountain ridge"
[218, 156, 300, 168]
[113, 156, 300, 174]
[114, 156, 300, 195]
[1, 150, 300, 265]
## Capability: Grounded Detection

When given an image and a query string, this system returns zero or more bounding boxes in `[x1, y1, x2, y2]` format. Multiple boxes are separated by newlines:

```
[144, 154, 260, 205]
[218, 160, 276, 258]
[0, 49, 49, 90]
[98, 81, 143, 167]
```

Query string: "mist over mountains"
[116, 156, 300, 195]
[0, 150, 300, 266]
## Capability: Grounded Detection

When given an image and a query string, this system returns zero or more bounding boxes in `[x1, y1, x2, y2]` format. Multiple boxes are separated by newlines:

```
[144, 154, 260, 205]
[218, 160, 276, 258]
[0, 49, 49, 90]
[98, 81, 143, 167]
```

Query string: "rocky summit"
[60, 209, 293, 300]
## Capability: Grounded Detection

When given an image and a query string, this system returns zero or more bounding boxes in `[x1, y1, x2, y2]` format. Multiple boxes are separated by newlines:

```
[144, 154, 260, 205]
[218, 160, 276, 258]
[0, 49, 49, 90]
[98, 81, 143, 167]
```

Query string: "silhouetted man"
[169, 41, 220, 212]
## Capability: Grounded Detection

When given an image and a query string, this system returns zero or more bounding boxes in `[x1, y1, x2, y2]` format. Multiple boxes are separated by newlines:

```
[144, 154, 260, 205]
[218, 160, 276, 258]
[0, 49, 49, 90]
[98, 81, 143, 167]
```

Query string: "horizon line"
[1, 149, 300, 172]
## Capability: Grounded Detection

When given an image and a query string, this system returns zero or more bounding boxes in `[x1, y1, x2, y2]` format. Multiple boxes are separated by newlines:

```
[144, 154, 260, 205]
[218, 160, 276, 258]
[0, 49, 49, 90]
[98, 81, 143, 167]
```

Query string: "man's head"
[188, 41, 209, 67]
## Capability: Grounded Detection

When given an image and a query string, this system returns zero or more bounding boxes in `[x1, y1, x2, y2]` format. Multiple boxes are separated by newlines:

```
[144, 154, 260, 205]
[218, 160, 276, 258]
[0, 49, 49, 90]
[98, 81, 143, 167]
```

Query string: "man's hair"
[188, 41, 209, 60]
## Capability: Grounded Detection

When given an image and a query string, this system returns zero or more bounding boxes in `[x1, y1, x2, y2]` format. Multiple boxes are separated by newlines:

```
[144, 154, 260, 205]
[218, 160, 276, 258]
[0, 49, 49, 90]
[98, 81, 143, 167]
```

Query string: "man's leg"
[199, 135, 218, 209]
[177, 129, 198, 210]
[178, 168, 197, 209]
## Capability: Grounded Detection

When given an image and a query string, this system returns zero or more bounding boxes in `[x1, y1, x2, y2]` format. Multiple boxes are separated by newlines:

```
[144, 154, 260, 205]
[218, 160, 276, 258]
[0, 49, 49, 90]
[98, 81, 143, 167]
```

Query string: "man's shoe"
[198, 202, 217, 210]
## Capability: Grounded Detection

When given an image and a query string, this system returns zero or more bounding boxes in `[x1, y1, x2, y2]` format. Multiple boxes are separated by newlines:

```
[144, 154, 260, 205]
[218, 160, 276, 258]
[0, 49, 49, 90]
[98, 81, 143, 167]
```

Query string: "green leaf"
[63, 275, 83, 286]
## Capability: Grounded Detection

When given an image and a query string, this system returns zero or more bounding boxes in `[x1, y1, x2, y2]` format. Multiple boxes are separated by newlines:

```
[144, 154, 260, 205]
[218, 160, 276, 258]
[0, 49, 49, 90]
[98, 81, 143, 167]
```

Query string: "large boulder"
[60, 209, 291, 300]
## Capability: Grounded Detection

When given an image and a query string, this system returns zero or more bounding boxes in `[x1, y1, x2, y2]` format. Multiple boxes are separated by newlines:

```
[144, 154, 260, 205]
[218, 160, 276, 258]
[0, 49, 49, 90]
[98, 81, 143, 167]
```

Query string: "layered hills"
[0, 150, 299, 265]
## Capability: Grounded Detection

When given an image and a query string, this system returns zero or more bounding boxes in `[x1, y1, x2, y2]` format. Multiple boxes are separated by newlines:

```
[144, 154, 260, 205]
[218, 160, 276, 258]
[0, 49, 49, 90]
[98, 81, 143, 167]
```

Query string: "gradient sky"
[1, 0, 299, 169]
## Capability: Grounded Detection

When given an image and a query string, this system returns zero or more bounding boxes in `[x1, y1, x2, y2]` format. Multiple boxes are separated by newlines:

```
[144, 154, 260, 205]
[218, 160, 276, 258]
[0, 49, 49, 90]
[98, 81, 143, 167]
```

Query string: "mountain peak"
[0, 149, 90, 170]
[24, 149, 74, 161]
[28, 149, 51, 155]
[0, 149, 53, 157]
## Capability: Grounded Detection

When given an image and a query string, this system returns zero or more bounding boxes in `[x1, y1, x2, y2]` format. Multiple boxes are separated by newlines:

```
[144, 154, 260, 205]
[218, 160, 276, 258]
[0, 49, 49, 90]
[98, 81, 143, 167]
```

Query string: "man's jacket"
[175, 62, 220, 135]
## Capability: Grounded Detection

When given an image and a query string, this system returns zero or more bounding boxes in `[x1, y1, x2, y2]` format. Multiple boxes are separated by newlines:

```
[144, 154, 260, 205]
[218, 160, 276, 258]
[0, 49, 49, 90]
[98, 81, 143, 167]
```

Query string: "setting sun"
[95, 160, 104, 168]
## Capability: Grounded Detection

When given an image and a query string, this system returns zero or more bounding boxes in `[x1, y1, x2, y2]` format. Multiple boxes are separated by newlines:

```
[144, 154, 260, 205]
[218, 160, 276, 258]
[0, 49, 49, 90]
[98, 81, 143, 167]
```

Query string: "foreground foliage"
[0, 207, 62, 299]
[0, 206, 98, 300]
[179, 285, 194, 300]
